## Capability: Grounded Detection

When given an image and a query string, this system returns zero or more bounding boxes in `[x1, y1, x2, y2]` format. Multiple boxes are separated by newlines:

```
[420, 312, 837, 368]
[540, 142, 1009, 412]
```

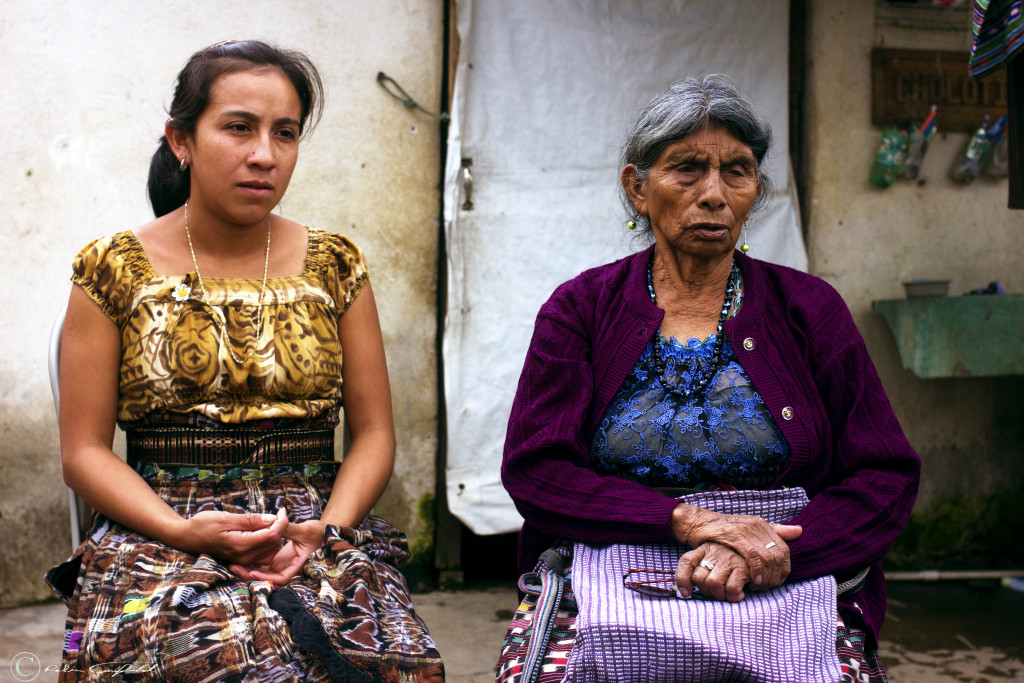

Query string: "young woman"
[47, 40, 444, 682]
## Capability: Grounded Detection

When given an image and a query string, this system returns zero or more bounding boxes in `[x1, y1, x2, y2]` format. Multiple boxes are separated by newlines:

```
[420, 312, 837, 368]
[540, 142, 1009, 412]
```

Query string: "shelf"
[872, 296, 1024, 378]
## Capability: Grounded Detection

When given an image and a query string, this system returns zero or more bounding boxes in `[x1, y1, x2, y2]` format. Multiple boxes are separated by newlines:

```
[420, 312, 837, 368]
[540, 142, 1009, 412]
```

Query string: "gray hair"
[620, 75, 774, 233]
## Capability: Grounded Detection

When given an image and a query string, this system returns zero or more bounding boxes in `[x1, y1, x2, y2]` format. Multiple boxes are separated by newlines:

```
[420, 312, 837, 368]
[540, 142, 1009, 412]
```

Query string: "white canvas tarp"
[443, 0, 803, 534]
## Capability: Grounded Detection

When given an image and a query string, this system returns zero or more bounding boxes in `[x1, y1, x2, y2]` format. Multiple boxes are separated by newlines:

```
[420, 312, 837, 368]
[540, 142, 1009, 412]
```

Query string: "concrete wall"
[3, 0, 1020, 607]
[0, 0, 443, 606]
[803, 0, 1024, 525]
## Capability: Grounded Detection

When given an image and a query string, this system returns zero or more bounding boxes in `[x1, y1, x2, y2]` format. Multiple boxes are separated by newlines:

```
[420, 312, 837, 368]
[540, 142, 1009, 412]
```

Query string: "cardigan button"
[743, 337, 755, 351]
[781, 406, 794, 420]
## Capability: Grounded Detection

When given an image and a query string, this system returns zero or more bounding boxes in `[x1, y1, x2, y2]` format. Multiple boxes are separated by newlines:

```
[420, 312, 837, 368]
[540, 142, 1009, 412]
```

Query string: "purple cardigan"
[501, 246, 920, 645]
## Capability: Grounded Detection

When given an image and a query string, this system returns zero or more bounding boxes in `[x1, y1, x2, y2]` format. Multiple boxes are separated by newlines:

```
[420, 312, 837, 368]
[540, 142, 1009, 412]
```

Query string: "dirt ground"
[2, 579, 1022, 682]
[878, 580, 1024, 682]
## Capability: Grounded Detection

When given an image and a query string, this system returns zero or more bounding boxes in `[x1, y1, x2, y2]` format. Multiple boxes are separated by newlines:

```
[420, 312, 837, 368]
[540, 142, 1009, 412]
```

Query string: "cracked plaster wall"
[0, 0, 443, 605]
[803, 0, 1024, 522]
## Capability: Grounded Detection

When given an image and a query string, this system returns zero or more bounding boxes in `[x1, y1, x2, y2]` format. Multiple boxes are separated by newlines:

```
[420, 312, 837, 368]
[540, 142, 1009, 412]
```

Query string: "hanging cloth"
[969, 0, 1024, 208]
[1009, 58, 1024, 208]
[969, 0, 1023, 78]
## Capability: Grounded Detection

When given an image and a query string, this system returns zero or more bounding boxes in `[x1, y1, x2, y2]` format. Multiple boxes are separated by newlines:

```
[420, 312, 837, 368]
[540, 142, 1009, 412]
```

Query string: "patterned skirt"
[45, 415, 444, 683]
[497, 589, 886, 683]
[497, 532, 885, 683]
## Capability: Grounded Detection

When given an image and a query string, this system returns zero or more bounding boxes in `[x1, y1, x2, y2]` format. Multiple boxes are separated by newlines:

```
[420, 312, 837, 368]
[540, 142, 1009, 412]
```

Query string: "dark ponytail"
[148, 137, 190, 218]
[147, 40, 325, 217]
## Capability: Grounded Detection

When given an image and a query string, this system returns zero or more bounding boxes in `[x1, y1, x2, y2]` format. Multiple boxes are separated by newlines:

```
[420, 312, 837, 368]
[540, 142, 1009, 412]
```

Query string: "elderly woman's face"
[628, 123, 760, 260]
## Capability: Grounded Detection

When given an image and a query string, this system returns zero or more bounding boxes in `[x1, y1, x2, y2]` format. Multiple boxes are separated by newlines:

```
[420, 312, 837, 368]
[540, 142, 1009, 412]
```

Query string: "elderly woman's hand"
[671, 503, 802, 589]
[676, 542, 752, 602]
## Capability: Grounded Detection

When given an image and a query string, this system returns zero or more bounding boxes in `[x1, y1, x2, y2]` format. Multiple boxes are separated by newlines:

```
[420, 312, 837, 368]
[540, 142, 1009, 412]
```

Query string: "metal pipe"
[886, 569, 1024, 581]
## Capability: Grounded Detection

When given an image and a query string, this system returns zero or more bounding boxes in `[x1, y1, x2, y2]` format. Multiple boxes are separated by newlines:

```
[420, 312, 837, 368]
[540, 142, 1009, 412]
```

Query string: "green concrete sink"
[872, 296, 1024, 378]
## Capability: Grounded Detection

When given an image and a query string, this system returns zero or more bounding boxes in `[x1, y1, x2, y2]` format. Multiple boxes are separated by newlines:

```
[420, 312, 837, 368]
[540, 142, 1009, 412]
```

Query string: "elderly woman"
[501, 75, 919, 680]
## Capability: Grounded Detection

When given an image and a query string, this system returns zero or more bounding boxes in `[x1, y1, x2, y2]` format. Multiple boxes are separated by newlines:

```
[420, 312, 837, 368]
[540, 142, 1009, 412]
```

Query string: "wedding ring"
[699, 559, 716, 572]
[765, 542, 777, 549]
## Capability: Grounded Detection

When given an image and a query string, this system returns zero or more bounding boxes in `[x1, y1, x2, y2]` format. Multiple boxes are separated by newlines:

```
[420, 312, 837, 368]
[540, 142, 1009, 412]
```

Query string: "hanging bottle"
[982, 115, 1009, 178]
[902, 105, 938, 180]
[949, 115, 992, 184]
[869, 127, 909, 189]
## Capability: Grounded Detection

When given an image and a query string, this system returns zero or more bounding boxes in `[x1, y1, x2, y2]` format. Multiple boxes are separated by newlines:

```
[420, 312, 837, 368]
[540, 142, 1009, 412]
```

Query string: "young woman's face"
[180, 68, 302, 228]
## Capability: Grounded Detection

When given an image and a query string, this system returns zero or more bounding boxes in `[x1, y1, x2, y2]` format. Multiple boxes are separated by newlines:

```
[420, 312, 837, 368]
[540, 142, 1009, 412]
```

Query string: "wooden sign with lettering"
[871, 48, 1009, 132]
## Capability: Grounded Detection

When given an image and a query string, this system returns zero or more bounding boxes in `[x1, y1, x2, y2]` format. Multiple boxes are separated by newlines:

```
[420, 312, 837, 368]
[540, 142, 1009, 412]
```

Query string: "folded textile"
[566, 488, 841, 683]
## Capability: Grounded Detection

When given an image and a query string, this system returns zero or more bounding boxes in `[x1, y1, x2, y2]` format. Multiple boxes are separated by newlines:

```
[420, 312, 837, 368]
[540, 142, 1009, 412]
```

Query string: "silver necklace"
[184, 200, 271, 364]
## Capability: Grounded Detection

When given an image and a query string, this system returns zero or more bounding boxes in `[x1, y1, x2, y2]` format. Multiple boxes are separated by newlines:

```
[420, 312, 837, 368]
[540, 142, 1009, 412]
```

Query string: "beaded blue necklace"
[646, 259, 738, 399]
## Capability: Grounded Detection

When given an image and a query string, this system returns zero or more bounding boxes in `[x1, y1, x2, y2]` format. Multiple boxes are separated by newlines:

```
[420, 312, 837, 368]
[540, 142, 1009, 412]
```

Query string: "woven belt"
[125, 425, 335, 466]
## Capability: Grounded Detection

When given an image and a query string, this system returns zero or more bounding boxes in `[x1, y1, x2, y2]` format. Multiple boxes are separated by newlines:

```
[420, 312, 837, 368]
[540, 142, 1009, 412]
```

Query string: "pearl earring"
[740, 224, 750, 253]
[627, 220, 637, 230]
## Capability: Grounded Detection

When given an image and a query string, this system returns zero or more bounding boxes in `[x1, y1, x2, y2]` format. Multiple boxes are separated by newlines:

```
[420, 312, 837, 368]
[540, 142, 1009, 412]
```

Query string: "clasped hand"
[671, 505, 802, 602]
[181, 508, 326, 586]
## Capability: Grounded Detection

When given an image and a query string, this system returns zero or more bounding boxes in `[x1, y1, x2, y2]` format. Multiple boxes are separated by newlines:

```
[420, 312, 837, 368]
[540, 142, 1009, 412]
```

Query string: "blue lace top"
[591, 308, 791, 490]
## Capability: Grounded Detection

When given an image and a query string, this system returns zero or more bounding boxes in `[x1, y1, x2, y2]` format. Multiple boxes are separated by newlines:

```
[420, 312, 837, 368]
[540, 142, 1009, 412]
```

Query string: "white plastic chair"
[48, 306, 88, 553]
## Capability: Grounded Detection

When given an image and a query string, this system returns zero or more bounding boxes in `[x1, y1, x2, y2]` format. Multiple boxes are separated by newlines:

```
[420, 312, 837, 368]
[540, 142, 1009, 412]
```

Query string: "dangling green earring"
[627, 220, 637, 230]
[740, 224, 750, 252]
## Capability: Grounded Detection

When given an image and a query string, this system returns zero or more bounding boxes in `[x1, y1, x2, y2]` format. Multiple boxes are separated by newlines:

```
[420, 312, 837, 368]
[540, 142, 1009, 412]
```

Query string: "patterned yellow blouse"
[71, 229, 368, 424]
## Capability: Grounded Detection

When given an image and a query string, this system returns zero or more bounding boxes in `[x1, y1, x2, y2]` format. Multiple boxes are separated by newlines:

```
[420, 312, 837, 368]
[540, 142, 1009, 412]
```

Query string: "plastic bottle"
[950, 115, 992, 184]
[869, 127, 909, 188]
[902, 105, 938, 179]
